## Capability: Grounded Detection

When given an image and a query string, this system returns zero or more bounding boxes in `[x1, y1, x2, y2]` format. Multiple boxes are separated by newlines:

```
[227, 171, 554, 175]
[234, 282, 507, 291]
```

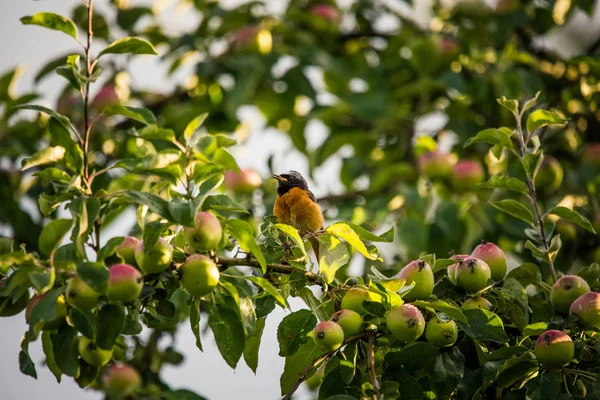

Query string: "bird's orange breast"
[274, 187, 324, 232]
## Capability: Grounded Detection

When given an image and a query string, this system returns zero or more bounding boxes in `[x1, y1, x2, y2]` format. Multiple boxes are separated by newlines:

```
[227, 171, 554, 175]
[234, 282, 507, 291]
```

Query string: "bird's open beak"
[272, 174, 286, 182]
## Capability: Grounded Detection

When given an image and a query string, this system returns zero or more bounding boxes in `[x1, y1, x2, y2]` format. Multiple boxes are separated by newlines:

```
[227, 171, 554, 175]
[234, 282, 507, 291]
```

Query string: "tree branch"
[367, 333, 381, 400]
[215, 256, 323, 286]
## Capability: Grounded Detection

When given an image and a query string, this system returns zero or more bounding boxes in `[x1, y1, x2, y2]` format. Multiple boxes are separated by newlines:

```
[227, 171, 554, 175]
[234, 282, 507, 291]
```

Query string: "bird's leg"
[281, 239, 292, 265]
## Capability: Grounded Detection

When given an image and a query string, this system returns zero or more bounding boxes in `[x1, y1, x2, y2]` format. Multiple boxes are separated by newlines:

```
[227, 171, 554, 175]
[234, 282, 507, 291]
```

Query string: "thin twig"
[367, 333, 381, 400]
[82, 0, 94, 189]
[216, 256, 323, 286]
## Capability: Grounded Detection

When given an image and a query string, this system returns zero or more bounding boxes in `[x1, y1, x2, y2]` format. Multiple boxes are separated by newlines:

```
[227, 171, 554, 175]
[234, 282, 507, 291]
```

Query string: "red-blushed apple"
[583, 143, 600, 168]
[115, 236, 140, 266]
[471, 241, 507, 281]
[107, 264, 143, 303]
[452, 160, 484, 190]
[447, 254, 469, 285]
[534, 330, 574, 368]
[183, 212, 223, 253]
[570, 292, 600, 329]
[66, 277, 100, 310]
[179, 255, 220, 297]
[91, 85, 120, 111]
[102, 363, 141, 396]
[224, 168, 263, 194]
[534, 156, 563, 194]
[417, 151, 456, 180]
[330, 310, 363, 337]
[455, 258, 491, 293]
[310, 4, 341, 22]
[26, 293, 67, 329]
[386, 304, 425, 343]
[313, 321, 344, 352]
[229, 25, 259, 48]
[78, 336, 112, 367]
[462, 296, 493, 311]
[425, 317, 458, 347]
[340, 287, 377, 315]
[134, 237, 173, 275]
[397, 260, 434, 301]
[551, 275, 590, 315]
[0, 279, 29, 317]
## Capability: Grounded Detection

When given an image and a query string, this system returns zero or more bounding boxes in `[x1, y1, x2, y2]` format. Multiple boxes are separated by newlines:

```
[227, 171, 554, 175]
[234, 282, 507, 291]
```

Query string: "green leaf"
[491, 200, 535, 226]
[243, 317, 266, 374]
[21, 12, 77, 39]
[523, 151, 543, 180]
[457, 309, 509, 343]
[19, 350, 37, 379]
[464, 128, 513, 149]
[247, 277, 287, 308]
[522, 322, 548, 337]
[272, 223, 309, 261]
[385, 342, 438, 370]
[202, 195, 248, 214]
[103, 105, 156, 125]
[96, 304, 125, 350]
[277, 309, 317, 357]
[297, 287, 329, 322]
[97, 237, 125, 262]
[226, 219, 266, 273]
[70, 309, 96, 339]
[428, 347, 465, 398]
[189, 298, 203, 351]
[495, 352, 538, 389]
[42, 331, 62, 383]
[28, 288, 63, 328]
[75, 359, 100, 388]
[547, 206, 596, 234]
[13, 105, 75, 134]
[168, 390, 209, 400]
[487, 346, 528, 361]
[22, 146, 66, 171]
[526, 109, 568, 134]
[213, 148, 240, 172]
[433, 258, 456, 272]
[505, 263, 541, 287]
[478, 176, 528, 195]
[280, 340, 320, 395]
[156, 300, 176, 318]
[121, 191, 194, 226]
[208, 295, 245, 369]
[77, 262, 108, 295]
[326, 222, 378, 260]
[99, 37, 157, 57]
[497, 96, 518, 114]
[318, 359, 345, 399]
[318, 234, 350, 284]
[123, 308, 142, 335]
[339, 344, 357, 385]
[526, 372, 560, 400]
[38, 219, 72, 257]
[50, 325, 80, 377]
[411, 300, 468, 324]
[183, 113, 209, 143]
[522, 91, 541, 113]
[346, 223, 394, 243]
[138, 125, 177, 142]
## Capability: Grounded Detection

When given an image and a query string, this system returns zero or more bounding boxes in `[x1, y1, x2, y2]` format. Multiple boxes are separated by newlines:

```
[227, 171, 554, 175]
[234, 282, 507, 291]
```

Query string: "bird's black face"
[272, 170, 309, 195]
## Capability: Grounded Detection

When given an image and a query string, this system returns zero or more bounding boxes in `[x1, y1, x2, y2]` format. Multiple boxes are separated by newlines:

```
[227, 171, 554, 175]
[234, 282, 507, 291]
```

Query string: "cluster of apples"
[418, 151, 484, 190]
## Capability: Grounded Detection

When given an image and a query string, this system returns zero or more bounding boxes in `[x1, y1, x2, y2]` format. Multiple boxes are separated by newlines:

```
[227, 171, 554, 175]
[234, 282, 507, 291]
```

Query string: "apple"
[417, 151, 456, 180]
[386, 304, 425, 343]
[310, 4, 341, 22]
[330, 310, 363, 337]
[551, 275, 590, 315]
[447, 254, 469, 285]
[107, 264, 143, 303]
[470, 241, 507, 281]
[115, 236, 140, 266]
[534, 330, 574, 368]
[340, 288, 376, 315]
[78, 336, 112, 367]
[583, 143, 600, 168]
[91, 85, 120, 111]
[66, 277, 100, 310]
[135, 237, 173, 274]
[425, 317, 458, 347]
[223, 168, 263, 194]
[183, 212, 223, 253]
[102, 363, 141, 396]
[0, 279, 29, 317]
[313, 321, 344, 352]
[397, 260, 434, 301]
[462, 297, 493, 311]
[452, 160, 484, 191]
[570, 292, 600, 329]
[455, 258, 491, 293]
[534, 156, 563, 194]
[26, 293, 67, 330]
[179, 255, 220, 297]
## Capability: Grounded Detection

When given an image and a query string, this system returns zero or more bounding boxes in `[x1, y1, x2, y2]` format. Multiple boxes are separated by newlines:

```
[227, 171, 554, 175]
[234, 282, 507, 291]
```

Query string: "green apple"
[107, 264, 143, 303]
[102, 363, 141, 396]
[115, 236, 140, 266]
[534, 330, 574, 368]
[183, 212, 223, 253]
[340, 288, 376, 315]
[397, 260, 434, 301]
[223, 168, 263, 194]
[78, 336, 112, 367]
[179, 255, 220, 297]
[452, 160, 484, 191]
[455, 258, 491, 293]
[551, 275, 590, 315]
[462, 297, 493, 311]
[447, 254, 469, 285]
[66, 277, 100, 310]
[470, 242, 507, 281]
[135, 237, 173, 274]
[570, 292, 600, 329]
[330, 310, 363, 337]
[386, 304, 425, 343]
[26, 293, 67, 330]
[534, 156, 563, 194]
[313, 321, 344, 352]
[0, 279, 29, 317]
[425, 317, 458, 347]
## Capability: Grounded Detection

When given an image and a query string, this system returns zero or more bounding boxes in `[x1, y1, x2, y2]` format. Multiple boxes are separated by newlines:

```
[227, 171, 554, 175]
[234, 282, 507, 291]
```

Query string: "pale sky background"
[1, 1, 599, 399]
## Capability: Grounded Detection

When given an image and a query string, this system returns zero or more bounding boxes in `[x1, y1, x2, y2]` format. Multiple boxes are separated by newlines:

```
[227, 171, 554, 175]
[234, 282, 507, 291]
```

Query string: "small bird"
[273, 171, 324, 260]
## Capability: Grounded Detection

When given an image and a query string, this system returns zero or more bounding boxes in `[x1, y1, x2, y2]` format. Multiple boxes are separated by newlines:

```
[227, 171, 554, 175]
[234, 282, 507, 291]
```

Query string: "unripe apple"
[310, 4, 341, 22]
[386, 304, 425, 343]
[570, 292, 600, 329]
[340, 288, 375, 315]
[551, 275, 590, 315]
[179, 255, 220, 297]
[183, 212, 223, 253]
[397, 260, 434, 301]
[91, 85, 120, 111]
[230, 25, 259, 48]
[534, 156, 563, 194]
[26, 293, 67, 329]
[102, 363, 141, 396]
[107, 264, 143, 303]
[0, 279, 29, 317]
[425, 317, 458, 347]
[455, 258, 491, 293]
[462, 297, 493, 311]
[534, 330, 574, 368]
[66, 277, 100, 310]
[447, 254, 469, 285]
[115, 236, 140, 266]
[330, 310, 363, 337]
[470, 241, 507, 281]
[78, 336, 112, 367]
[583, 143, 600, 168]
[417, 151, 456, 180]
[135, 237, 173, 274]
[452, 160, 484, 191]
[313, 321, 344, 352]
[223, 168, 263, 194]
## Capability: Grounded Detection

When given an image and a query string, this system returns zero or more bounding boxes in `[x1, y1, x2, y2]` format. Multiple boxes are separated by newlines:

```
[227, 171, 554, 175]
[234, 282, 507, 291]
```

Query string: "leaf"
[272, 223, 309, 261]
[77, 262, 108, 295]
[457, 309, 509, 343]
[70, 309, 96, 339]
[522, 91, 541, 113]
[433, 258, 457, 273]
[247, 277, 287, 308]
[505, 263, 541, 287]
[495, 353, 538, 389]
[21, 12, 77, 39]
[13, 105, 75, 134]
[202, 195, 248, 214]
[156, 300, 176, 318]
[38, 219, 72, 257]
[226, 219, 266, 273]
[138, 125, 176, 142]
[318, 359, 345, 400]
[478, 176, 529, 195]
[526, 372, 560, 400]
[50, 325, 80, 377]
[48, 118, 83, 174]
[280, 340, 320, 395]
[184, 113, 209, 143]
[99, 37, 157, 57]
[19, 350, 37, 379]
[22, 146, 66, 171]
[121, 191, 194, 226]
[523, 151, 543, 180]
[96, 304, 125, 350]
[97, 237, 125, 262]
[28, 288, 63, 327]
[213, 148, 240, 172]
[464, 128, 513, 149]
[75, 359, 99, 388]
[318, 234, 350, 284]
[491, 200, 535, 226]
[346, 223, 394, 243]
[411, 300, 468, 324]
[168, 390, 209, 400]
[297, 287, 329, 322]
[547, 206, 596, 234]
[326, 222, 378, 260]
[522, 322, 548, 337]
[526, 109, 568, 134]
[123, 308, 142, 335]
[385, 342, 439, 370]
[42, 331, 62, 383]
[208, 295, 245, 369]
[497, 96, 518, 114]
[277, 309, 317, 357]
[189, 298, 203, 351]
[243, 317, 266, 374]
[103, 105, 156, 125]
[428, 347, 465, 398]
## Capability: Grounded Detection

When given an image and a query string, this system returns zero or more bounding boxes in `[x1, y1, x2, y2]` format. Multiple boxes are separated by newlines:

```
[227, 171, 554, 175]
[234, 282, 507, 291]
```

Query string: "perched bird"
[273, 171, 324, 260]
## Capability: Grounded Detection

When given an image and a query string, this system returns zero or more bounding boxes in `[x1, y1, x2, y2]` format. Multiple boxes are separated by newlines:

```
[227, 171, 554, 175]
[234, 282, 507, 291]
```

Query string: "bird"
[272, 171, 324, 261]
